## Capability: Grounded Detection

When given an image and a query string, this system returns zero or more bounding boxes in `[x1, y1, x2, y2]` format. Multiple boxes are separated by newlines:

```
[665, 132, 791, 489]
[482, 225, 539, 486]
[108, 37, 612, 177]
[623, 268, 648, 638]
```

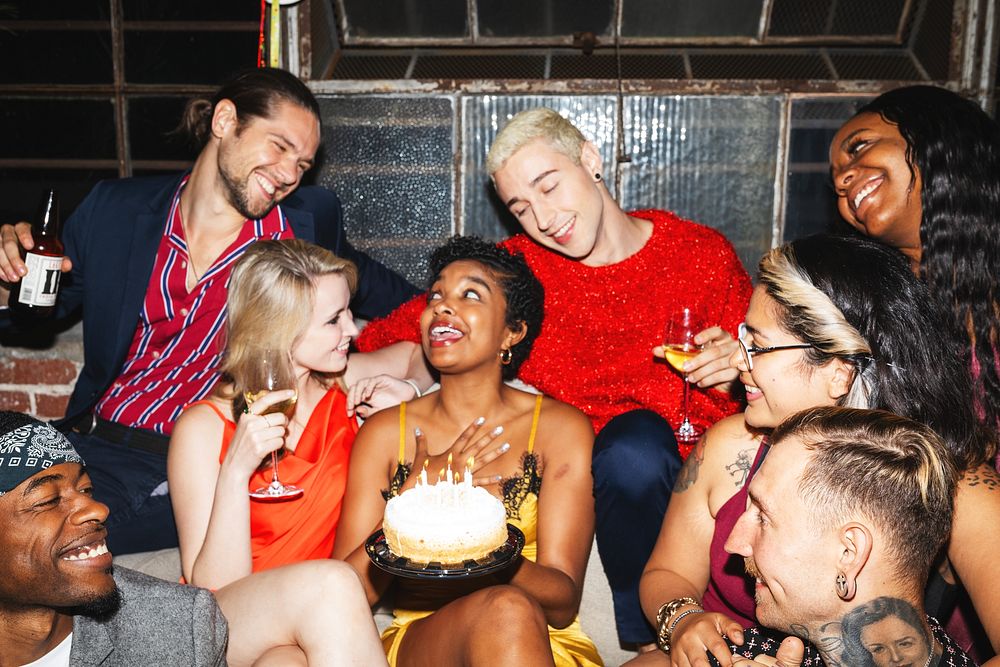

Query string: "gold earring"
[499, 348, 512, 365]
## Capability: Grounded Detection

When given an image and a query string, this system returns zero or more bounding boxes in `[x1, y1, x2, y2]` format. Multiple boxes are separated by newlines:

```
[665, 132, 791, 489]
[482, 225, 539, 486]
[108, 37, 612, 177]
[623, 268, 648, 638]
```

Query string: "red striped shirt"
[96, 177, 294, 435]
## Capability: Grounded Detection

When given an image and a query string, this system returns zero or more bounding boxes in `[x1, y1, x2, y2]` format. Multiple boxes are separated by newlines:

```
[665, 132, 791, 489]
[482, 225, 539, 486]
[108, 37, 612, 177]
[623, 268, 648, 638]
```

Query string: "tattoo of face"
[725, 448, 754, 487]
[838, 597, 932, 667]
[673, 434, 707, 493]
[963, 465, 1000, 491]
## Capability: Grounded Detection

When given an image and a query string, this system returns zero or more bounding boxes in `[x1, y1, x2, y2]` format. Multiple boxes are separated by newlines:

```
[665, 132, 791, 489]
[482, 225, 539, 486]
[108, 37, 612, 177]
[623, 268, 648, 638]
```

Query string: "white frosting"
[383, 478, 508, 563]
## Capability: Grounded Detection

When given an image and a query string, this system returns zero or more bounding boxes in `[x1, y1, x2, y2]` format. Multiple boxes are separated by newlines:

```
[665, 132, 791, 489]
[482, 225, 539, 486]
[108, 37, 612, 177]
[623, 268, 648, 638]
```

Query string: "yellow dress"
[381, 396, 603, 666]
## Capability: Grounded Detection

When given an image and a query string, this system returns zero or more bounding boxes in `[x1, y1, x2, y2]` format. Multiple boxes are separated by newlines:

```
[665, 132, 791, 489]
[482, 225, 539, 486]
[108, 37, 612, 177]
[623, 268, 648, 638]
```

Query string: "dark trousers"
[67, 431, 179, 555]
[592, 409, 682, 646]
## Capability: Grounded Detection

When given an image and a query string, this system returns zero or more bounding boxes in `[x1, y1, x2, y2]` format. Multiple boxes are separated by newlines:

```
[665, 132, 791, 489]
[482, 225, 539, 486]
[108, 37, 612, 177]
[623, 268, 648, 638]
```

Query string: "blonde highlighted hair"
[218, 239, 357, 413]
[772, 406, 958, 590]
[758, 243, 874, 408]
[485, 108, 588, 177]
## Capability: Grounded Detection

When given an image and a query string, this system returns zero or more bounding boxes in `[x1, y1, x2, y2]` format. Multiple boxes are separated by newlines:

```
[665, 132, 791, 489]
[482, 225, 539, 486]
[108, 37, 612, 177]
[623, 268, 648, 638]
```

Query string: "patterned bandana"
[0, 422, 83, 495]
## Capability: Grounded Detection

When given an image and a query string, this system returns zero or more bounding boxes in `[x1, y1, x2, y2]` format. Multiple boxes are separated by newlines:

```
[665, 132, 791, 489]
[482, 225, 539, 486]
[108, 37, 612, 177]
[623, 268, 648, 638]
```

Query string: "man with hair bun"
[0, 411, 227, 665]
[0, 67, 419, 555]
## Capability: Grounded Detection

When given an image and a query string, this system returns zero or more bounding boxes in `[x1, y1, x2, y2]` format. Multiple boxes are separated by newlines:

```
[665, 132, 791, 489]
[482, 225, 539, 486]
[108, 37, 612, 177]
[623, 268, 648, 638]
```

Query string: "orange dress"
[190, 387, 357, 572]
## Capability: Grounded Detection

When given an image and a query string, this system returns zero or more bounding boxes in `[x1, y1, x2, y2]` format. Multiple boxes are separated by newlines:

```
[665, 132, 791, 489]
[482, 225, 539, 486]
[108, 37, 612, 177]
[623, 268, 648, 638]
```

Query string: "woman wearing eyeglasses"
[629, 233, 998, 666]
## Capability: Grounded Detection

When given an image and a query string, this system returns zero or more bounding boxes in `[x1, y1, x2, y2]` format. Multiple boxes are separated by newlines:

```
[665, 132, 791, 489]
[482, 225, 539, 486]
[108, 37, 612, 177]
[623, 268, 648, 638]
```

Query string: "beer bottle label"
[17, 252, 62, 307]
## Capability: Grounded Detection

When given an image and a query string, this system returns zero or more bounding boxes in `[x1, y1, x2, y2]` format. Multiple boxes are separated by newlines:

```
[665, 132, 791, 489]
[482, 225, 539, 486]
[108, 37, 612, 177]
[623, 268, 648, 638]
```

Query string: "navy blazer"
[6, 173, 419, 425]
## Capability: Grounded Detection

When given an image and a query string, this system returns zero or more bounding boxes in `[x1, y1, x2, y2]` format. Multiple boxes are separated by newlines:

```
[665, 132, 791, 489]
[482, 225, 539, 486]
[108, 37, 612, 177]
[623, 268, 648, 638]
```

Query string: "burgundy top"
[701, 438, 769, 627]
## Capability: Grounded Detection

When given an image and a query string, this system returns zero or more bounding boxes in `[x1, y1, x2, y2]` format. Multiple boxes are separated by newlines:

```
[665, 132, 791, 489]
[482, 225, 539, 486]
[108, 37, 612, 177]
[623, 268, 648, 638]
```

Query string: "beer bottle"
[9, 189, 64, 317]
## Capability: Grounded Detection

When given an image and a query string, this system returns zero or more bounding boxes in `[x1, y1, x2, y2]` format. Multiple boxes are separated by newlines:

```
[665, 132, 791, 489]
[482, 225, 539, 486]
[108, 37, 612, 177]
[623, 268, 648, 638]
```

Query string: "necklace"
[923, 640, 936, 667]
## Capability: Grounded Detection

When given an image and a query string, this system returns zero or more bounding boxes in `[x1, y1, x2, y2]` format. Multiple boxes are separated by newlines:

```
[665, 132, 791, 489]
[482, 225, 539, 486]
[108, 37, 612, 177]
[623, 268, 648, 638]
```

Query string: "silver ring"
[262, 414, 271, 428]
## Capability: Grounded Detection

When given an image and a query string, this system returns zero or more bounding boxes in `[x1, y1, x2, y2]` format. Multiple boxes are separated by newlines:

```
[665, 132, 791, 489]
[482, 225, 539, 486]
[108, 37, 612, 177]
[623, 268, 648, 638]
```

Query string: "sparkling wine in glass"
[246, 349, 303, 500]
[664, 306, 706, 445]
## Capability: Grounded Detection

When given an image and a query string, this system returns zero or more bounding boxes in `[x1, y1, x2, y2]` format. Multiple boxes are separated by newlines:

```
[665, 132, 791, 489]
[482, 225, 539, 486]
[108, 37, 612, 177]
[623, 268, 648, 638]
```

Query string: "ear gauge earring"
[835, 572, 855, 600]
[594, 173, 602, 181]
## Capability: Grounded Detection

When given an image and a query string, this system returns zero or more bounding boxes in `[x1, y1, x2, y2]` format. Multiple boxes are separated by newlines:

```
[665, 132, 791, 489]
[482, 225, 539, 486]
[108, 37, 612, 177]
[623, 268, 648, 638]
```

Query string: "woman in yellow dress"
[335, 236, 602, 666]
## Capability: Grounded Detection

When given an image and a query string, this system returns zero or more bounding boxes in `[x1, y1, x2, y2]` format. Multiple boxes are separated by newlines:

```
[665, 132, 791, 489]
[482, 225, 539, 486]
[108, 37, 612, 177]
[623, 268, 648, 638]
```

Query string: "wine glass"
[245, 349, 303, 500]
[663, 306, 705, 445]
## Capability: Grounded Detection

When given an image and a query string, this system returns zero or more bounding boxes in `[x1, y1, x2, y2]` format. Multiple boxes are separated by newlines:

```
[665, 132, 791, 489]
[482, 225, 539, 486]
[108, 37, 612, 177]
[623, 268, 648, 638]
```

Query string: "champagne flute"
[245, 349, 303, 500]
[663, 306, 706, 445]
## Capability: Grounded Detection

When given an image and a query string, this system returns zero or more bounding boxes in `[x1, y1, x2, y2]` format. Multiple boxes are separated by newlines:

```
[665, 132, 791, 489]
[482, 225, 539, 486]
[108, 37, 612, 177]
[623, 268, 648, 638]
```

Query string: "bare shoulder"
[529, 394, 592, 461]
[172, 400, 227, 441]
[355, 403, 402, 446]
[538, 395, 590, 431]
[674, 414, 760, 496]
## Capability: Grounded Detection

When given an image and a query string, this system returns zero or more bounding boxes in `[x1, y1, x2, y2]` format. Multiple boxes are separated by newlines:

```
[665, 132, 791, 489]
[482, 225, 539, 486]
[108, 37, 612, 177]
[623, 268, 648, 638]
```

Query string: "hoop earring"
[499, 348, 512, 365]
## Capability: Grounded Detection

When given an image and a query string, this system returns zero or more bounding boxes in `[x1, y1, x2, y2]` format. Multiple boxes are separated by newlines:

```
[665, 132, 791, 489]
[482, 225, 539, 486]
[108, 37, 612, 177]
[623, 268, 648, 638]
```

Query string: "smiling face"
[420, 260, 522, 376]
[216, 99, 321, 221]
[291, 273, 358, 376]
[861, 615, 930, 667]
[492, 138, 607, 262]
[0, 463, 117, 611]
[731, 286, 846, 429]
[829, 112, 923, 260]
[724, 438, 840, 632]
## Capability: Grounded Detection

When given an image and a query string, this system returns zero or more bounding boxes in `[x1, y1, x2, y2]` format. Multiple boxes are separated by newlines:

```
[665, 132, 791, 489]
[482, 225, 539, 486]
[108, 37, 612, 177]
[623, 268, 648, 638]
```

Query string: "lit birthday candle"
[464, 456, 474, 488]
[420, 459, 428, 487]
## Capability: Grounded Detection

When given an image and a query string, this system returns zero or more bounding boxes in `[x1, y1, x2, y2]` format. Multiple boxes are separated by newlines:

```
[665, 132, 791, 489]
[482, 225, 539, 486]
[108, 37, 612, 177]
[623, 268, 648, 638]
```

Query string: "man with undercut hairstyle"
[0, 411, 227, 666]
[716, 407, 974, 667]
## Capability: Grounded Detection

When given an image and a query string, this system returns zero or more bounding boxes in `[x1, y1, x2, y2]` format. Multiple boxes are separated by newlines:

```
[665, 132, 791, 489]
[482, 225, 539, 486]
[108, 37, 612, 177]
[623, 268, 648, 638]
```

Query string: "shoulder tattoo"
[725, 448, 754, 488]
[674, 434, 707, 493]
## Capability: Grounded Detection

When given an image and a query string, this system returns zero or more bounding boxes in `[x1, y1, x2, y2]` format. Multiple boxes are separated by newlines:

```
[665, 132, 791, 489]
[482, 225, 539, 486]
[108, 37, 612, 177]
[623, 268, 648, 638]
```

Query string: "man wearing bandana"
[0, 411, 227, 666]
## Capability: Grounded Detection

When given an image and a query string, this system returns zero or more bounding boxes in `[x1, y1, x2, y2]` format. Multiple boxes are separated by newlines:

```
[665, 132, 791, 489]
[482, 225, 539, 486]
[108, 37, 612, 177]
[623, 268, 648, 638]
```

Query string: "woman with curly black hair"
[335, 236, 601, 666]
[829, 85, 1000, 454]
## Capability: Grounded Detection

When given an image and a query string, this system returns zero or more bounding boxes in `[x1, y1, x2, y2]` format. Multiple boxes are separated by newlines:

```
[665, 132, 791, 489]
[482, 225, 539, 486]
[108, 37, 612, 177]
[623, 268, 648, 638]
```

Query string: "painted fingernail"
[414, 426, 422, 436]
[491, 425, 504, 437]
[475, 416, 486, 426]
[499, 442, 510, 453]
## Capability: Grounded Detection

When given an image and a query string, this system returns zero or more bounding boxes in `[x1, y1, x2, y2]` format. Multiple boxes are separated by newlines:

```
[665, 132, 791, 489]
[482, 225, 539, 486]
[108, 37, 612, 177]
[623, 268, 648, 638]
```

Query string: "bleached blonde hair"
[758, 243, 874, 408]
[486, 108, 588, 177]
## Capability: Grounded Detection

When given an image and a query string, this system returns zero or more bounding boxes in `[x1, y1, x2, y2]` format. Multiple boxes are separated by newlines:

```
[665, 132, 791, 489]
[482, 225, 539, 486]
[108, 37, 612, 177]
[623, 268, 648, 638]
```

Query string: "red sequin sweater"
[357, 210, 752, 458]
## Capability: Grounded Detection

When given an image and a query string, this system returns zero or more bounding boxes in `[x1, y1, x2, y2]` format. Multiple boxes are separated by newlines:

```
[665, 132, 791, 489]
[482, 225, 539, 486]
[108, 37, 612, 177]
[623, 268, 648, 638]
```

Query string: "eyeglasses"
[737, 337, 815, 371]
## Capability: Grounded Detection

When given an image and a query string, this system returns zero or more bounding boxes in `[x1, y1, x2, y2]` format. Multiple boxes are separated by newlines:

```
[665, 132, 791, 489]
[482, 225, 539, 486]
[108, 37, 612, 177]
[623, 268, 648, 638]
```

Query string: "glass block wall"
[311, 93, 867, 286]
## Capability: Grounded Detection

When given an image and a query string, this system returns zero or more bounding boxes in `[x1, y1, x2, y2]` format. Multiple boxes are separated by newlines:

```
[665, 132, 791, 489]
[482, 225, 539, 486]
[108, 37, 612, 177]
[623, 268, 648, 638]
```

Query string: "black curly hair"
[428, 236, 544, 381]
[0, 411, 42, 436]
[857, 86, 1000, 440]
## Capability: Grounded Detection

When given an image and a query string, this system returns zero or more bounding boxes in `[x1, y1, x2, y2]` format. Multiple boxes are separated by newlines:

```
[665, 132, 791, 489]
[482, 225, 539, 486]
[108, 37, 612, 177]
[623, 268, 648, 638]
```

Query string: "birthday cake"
[383, 465, 508, 564]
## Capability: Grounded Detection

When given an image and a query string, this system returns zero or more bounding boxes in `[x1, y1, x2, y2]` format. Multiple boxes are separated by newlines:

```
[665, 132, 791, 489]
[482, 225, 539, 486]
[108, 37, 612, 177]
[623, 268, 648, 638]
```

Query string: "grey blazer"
[70, 567, 227, 666]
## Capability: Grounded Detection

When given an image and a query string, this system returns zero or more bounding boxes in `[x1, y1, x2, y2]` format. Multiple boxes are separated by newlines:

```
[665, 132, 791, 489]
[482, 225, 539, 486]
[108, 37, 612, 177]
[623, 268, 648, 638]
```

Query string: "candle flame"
[447, 452, 453, 465]
[454, 472, 460, 484]
[438, 468, 445, 480]
[466, 455, 475, 470]
[422, 459, 429, 470]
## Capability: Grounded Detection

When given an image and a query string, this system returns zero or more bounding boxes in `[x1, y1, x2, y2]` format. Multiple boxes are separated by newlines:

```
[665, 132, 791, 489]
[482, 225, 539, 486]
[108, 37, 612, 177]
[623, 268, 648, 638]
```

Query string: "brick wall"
[0, 322, 83, 421]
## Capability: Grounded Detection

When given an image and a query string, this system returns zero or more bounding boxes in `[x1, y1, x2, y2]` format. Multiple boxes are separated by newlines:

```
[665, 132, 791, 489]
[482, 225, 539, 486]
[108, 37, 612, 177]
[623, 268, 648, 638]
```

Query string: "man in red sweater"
[358, 108, 751, 649]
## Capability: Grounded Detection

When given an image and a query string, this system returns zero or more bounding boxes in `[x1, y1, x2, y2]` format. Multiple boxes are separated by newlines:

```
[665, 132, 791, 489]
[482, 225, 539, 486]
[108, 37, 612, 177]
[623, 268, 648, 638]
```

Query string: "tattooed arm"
[639, 414, 761, 666]
[947, 463, 1000, 663]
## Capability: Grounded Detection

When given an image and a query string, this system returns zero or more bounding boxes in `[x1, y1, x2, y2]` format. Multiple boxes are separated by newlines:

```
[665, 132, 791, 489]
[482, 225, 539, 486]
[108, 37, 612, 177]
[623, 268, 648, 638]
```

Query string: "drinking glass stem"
[681, 376, 691, 426]
[270, 451, 281, 486]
